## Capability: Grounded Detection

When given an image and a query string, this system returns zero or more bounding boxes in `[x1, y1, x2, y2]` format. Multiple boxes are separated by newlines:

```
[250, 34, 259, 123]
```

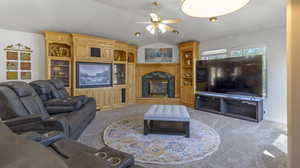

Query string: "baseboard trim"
[136, 98, 181, 104]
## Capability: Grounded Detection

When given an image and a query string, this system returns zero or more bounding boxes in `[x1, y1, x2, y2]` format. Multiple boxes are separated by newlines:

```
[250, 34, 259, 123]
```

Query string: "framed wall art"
[4, 43, 33, 81]
[145, 48, 173, 62]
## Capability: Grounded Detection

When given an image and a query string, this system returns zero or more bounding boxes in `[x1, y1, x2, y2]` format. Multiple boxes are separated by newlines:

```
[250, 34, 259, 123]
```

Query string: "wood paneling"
[135, 63, 180, 104]
[127, 63, 136, 104]
[72, 34, 114, 63]
[74, 88, 114, 110]
[136, 98, 181, 104]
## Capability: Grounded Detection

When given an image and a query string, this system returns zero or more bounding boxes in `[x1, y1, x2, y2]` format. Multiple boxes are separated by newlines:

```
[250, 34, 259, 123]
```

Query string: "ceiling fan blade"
[164, 25, 174, 31]
[161, 19, 182, 24]
[150, 13, 160, 21]
[136, 21, 152, 24]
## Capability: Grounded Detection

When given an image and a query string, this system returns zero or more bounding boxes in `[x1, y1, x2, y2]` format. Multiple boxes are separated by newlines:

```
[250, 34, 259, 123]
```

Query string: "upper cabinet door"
[73, 34, 114, 62]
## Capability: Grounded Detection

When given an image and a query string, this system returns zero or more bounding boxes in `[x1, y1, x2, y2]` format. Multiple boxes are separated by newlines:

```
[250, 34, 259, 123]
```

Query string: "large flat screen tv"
[77, 62, 112, 88]
[196, 55, 266, 97]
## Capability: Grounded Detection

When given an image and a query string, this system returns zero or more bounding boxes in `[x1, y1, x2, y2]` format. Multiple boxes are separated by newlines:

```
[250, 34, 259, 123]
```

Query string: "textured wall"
[0, 29, 45, 82]
[200, 27, 287, 124]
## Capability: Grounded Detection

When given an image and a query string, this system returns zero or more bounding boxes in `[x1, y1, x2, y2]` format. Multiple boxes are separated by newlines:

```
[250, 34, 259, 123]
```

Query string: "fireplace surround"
[142, 72, 175, 98]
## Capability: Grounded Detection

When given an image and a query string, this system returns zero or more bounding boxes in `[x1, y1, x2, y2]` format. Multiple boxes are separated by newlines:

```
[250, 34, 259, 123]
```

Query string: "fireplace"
[150, 79, 168, 96]
[142, 72, 175, 98]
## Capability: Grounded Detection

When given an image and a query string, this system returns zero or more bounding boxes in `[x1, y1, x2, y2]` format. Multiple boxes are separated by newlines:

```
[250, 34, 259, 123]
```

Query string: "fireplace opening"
[142, 72, 175, 98]
[150, 79, 168, 97]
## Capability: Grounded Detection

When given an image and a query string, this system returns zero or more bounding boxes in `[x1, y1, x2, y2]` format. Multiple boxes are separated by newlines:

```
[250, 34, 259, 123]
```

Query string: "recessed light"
[209, 17, 218, 22]
[172, 30, 180, 34]
[152, 1, 160, 7]
[134, 32, 141, 37]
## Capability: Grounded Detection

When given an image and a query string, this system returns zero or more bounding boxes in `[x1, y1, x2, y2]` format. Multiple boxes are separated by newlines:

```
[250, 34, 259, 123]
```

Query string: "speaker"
[121, 88, 126, 103]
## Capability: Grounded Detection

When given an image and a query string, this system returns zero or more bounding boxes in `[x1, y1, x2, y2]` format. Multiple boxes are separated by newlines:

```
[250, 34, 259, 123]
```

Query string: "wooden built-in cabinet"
[179, 41, 199, 107]
[127, 45, 137, 104]
[44, 32, 73, 93]
[44, 32, 200, 109]
[44, 32, 137, 111]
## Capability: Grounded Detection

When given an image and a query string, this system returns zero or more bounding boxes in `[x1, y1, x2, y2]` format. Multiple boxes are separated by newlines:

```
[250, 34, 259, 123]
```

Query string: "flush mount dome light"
[181, 0, 250, 18]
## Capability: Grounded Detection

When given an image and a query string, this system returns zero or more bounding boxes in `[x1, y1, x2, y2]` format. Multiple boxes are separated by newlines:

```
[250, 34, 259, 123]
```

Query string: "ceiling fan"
[138, 13, 181, 35]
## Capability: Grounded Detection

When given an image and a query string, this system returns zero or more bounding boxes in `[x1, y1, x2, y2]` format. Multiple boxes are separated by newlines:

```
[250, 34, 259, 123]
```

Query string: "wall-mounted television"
[196, 55, 266, 97]
[76, 62, 112, 88]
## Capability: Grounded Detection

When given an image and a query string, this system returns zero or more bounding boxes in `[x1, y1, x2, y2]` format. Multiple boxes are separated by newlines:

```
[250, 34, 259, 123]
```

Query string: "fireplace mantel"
[135, 63, 180, 99]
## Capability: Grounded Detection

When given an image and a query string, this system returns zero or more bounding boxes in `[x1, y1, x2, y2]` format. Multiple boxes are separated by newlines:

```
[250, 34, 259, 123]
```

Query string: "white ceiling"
[0, 0, 286, 46]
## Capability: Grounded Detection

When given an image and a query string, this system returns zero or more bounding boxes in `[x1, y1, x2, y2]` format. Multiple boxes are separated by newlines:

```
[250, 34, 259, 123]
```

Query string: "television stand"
[195, 92, 264, 122]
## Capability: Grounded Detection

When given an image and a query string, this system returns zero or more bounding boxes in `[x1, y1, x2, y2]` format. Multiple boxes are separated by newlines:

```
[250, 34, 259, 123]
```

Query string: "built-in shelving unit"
[44, 32, 73, 93]
[179, 41, 199, 107]
[44, 32, 137, 110]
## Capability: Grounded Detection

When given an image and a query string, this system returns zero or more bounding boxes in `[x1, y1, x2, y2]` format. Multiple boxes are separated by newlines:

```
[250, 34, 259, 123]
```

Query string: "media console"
[195, 92, 264, 122]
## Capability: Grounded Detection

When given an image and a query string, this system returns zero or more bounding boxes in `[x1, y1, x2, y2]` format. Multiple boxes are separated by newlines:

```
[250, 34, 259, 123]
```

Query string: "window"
[201, 49, 227, 60]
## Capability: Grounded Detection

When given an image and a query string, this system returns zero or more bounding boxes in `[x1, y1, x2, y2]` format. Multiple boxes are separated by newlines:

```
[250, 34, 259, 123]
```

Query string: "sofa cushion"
[30, 80, 53, 102]
[44, 97, 83, 114]
[0, 81, 33, 97]
[50, 79, 65, 90]
[0, 82, 50, 120]
[49, 79, 69, 99]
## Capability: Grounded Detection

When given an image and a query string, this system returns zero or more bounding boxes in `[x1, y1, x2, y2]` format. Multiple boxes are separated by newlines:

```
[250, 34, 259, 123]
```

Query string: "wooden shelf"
[113, 61, 126, 64]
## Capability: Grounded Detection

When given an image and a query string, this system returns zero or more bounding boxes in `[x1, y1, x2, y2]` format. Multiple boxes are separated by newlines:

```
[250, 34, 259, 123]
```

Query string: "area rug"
[103, 118, 221, 165]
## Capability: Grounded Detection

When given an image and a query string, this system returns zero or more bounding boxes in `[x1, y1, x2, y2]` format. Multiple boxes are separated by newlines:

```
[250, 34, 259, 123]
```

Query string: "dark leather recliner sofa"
[0, 120, 139, 168]
[30, 79, 96, 139]
[0, 80, 96, 139]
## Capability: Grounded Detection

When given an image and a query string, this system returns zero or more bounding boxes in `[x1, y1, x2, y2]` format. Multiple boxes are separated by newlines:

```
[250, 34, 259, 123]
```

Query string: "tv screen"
[196, 55, 265, 97]
[77, 62, 112, 88]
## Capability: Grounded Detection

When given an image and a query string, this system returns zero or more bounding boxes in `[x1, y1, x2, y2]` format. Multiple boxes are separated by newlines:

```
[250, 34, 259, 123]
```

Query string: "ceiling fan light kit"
[142, 13, 181, 35]
[181, 0, 250, 18]
[146, 25, 156, 35]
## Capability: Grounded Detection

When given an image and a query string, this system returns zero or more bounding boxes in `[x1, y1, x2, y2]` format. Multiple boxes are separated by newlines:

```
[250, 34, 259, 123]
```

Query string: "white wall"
[201, 27, 287, 124]
[138, 42, 179, 63]
[0, 29, 45, 82]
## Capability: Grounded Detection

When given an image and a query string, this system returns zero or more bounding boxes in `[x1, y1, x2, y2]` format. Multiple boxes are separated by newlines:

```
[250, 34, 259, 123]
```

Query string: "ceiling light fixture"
[181, 0, 250, 18]
[152, 1, 160, 7]
[209, 17, 218, 22]
[146, 25, 156, 35]
[172, 30, 180, 34]
[134, 32, 141, 37]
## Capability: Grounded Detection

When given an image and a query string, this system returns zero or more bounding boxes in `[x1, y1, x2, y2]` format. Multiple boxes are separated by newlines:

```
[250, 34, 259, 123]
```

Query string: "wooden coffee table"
[144, 105, 191, 138]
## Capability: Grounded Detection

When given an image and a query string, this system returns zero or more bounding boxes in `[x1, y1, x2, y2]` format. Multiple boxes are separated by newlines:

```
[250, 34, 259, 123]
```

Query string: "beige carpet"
[78, 104, 287, 168]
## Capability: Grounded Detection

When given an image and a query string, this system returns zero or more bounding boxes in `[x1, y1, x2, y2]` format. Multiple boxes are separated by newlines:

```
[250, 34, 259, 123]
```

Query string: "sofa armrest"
[3, 114, 45, 134]
[43, 118, 65, 133]
[46, 106, 74, 114]
[21, 131, 65, 147]
[3, 114, 43, 128]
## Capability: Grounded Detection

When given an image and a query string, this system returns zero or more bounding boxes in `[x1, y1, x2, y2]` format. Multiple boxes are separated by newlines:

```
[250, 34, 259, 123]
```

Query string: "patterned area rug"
[103, 118, 221, 165]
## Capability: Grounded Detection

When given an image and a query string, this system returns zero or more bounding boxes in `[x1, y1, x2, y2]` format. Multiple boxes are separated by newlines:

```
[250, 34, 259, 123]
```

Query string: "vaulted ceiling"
[0, 0, 286, 46]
